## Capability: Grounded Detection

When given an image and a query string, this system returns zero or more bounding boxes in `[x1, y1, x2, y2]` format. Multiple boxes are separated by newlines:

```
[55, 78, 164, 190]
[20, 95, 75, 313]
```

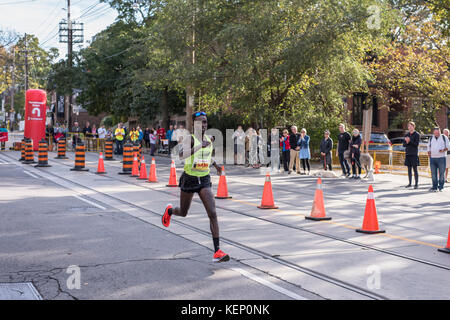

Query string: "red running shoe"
[162, 204, 172, 227]
[212, 249, 230, 262]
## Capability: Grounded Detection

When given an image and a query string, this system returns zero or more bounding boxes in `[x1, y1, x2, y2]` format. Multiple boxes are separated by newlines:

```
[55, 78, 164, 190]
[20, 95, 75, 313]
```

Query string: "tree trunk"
[161, 86, 169, 129]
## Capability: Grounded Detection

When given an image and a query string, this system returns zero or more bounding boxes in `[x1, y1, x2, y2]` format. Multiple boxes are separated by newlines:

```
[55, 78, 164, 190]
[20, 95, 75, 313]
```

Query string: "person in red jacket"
[157, 125, 166, 149]
[279, 129, 290, 172]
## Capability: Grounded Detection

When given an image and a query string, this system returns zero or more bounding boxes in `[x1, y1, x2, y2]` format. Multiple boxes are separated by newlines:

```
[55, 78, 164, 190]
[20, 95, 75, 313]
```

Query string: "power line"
[73, 0, 102, 20]
[79, 3, 112, 20]
[0, 0, 36, 6]
[82, 5, 114, 22]
[33, 1, 61, 36]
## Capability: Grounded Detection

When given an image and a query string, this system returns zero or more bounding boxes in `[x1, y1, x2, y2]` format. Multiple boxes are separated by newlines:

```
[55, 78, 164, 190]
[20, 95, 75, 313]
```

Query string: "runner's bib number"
[192, 158, 209, 171]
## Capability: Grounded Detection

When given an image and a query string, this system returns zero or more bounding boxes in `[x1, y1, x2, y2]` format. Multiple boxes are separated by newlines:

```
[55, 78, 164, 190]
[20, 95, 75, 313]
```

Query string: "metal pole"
[24, 34, 28, 91]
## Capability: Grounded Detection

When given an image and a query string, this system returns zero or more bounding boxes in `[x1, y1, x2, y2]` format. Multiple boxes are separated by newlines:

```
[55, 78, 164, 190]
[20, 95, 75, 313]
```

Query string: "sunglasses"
[194, 111, 207, 117]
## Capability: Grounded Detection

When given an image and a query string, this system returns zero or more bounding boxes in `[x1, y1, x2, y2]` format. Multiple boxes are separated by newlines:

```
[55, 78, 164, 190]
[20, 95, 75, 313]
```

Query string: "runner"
[162, 111, 230, 263]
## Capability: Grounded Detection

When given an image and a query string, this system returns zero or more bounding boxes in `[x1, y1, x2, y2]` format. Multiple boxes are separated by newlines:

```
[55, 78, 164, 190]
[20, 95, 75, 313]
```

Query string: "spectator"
[279, 129, 290, 172]
[54, 124, 63, 143]
[138, 126, 144, 147]
[97, 125, 107, 152]
[288, 126, 301, 174]
[157, 125, 166, 149]
[298, 128, 311, 175]
[91, 124, 98, 150]
[114, 123, 125, 155]
[130, 127, 139, 144]
[444, 129, 450, 183]
[166, 125, 174, 151]
[71, 121, 81, 150]
[144, 127, 151, 149]
[320, 130, 333, 171]
[150, 128, 157, 156]
[403, 122, 420, 189]
[350, 128, 362, 179]
[60, 124, 68, 139]
[337, 123, 351, 177]
[232, 125, 246, 165]
[83, 121, 92, 150]
[427, 127, 450, 192]
[0, 122, 7, 150]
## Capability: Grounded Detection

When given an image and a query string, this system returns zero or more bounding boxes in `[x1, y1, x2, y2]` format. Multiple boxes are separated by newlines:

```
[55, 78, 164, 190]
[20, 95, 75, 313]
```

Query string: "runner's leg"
[172, 190, 195, 217]
[198, 187, 219, 238]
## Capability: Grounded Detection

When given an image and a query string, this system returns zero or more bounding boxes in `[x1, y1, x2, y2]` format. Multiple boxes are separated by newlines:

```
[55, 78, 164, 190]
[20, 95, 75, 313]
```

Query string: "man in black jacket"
[320, 130, 333, 171]
[288, 126, 301, 174]
[403, 121, 420, 189]
[336, 124, 351, 177]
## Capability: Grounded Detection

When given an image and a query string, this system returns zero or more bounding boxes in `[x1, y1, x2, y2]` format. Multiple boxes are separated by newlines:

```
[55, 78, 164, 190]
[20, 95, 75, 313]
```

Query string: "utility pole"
[10, 47, 15, 112]
[185, 1, 196, 133]
[58, 0, 83, 128]
[24, 33, 29, 91]
[65, 0, 73, 127]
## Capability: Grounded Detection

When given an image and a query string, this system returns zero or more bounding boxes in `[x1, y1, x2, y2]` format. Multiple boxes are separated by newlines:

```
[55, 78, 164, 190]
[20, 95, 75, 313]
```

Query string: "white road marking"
[231, 267, 308, 300]
[73, 195, 107, 210]
[23, 171, 40, 179]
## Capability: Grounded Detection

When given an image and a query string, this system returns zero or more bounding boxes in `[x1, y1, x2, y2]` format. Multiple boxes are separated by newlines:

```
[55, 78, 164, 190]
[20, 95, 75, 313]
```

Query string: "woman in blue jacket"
[298, 128, 311, 175]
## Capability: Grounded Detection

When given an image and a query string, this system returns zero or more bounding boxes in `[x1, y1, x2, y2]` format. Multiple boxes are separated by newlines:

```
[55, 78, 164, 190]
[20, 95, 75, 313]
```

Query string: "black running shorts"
[179, 172, 212, 193]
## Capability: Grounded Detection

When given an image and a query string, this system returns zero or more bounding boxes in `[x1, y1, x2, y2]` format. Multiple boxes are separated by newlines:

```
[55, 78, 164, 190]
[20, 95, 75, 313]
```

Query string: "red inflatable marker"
[24, 89, 47, 151]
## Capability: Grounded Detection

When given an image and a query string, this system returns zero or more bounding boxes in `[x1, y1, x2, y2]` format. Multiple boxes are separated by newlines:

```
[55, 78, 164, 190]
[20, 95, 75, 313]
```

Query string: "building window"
[371, 95, 379, 127]
[447, 107, 450, 129]
[352, 93, 366, 125]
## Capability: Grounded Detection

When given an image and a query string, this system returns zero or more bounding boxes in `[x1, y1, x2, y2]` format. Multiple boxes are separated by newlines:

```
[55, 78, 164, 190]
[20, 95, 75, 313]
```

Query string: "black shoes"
[405, 184, 412, 188]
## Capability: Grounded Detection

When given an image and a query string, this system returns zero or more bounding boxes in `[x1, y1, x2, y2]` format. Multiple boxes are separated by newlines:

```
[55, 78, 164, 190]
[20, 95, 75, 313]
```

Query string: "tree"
[369, 5, 449, 132]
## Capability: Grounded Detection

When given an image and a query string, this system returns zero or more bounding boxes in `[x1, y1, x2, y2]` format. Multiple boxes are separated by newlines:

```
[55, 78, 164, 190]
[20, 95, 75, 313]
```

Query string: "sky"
[0, 0, 118, 60]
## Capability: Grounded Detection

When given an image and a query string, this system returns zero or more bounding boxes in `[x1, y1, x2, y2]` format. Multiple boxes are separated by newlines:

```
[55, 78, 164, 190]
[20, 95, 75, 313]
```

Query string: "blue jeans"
[115, 140, 124, 155]
[339, 151, 350, 174]
[430, 157, 446, 190]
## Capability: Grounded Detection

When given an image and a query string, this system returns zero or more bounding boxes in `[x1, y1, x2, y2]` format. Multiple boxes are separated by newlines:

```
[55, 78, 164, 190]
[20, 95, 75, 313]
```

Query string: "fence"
[330, 143, 432, 177]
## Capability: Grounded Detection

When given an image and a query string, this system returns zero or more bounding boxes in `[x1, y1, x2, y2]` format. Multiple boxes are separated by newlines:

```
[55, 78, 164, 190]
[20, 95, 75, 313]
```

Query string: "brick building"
[346, 91, 449, 139]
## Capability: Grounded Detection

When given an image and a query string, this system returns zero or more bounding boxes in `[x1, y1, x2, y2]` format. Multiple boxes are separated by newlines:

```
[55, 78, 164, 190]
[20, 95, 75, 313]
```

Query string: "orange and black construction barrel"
[70, 143, 89, 171]
[18, 138, 27, 161]
[35, 138, 52, 167]
[118, 142, 133, 175]
[23, 139, 37, 164]
[55, 138, 69, 159]
[104, 138, 115, 161]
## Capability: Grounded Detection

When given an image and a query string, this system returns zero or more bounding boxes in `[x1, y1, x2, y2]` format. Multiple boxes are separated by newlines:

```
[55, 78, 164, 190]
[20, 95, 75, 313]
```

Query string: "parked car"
[390, 137, 406, 152]
[367, 132, 392, 151]
[419, 134, 433, 152]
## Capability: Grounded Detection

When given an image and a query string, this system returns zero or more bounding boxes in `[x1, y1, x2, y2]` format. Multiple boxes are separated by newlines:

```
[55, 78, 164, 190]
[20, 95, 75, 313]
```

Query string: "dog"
[343, 150, 374, 180]
[311, 170, 339, 178]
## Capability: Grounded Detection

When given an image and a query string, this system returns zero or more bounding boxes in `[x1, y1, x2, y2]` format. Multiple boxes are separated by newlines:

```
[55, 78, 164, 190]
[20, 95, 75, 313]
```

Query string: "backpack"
[429, 134, 448, 147]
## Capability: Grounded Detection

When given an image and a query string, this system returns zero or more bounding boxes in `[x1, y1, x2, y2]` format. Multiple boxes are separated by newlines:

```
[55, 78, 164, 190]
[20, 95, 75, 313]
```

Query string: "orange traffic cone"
[147, 158, 158, 183]
[137, 156, 148, 180]
[374, 161, 381, 174]
[305, 178, 331, 221]
[215, 166, 232, 199]
[131, 152, 139, 177]
[95, 152, 107, 174]
[257, 172, 278, 209]
[166, 160, 178, 187]
[438, 225, 450, 254]
[356, 185, 385, 234]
